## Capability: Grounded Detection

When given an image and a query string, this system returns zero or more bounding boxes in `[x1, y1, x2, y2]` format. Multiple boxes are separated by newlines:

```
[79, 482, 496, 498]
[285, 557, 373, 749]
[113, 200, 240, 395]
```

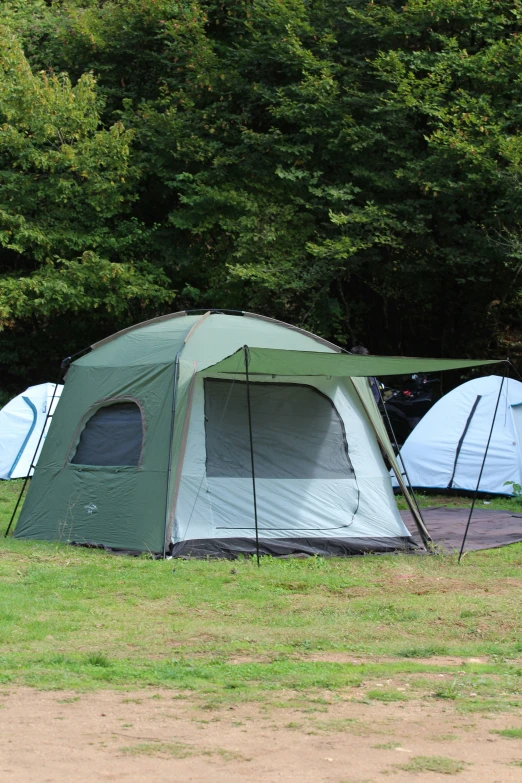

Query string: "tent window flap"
[71, 402, 143, 467]
[204, 379, 353, 479]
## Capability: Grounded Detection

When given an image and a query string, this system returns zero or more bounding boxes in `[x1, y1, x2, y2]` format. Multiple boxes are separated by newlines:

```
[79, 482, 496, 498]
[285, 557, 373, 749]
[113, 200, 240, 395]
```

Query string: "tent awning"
[205, 347, 501, 378]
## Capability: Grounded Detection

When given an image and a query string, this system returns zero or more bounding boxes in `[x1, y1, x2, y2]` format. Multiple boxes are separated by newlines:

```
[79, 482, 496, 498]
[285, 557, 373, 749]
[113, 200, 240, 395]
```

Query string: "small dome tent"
[0, 384, 63, 480]
[13, 311, 491, 556]
[392, 375, 522, 495]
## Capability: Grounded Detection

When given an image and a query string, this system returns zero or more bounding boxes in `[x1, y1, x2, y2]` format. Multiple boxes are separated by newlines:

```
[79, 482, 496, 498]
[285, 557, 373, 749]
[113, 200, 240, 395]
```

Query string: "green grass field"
[1, 480, 521, 713]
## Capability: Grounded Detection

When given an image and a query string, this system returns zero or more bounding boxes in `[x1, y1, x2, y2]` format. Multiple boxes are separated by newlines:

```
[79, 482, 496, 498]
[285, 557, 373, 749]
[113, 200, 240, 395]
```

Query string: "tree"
[2, 0, 522, 397]
[0, 23, 171, 394]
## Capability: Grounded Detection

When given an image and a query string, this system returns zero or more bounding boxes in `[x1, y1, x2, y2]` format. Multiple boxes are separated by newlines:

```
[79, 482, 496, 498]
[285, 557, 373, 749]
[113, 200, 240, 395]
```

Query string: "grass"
[120, 740, 194, 758]
[366, 689, 410, 702]
[395, 755, 467, 774]
[119, 740, 250, 761]
[395, 490, 522, 514]
[0, 481, 521, 708]
[493, 727, 522, 739]
[372, 742, 400, 749]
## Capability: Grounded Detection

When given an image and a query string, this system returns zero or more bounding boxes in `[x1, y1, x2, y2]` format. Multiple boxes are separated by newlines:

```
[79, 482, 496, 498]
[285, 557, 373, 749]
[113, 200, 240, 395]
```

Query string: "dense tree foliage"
[1, 0, 522, 396]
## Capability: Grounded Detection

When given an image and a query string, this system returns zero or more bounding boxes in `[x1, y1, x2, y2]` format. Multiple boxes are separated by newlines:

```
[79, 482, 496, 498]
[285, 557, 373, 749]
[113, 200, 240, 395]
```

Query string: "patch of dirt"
[225, 653, 497, 666]
[1, 687, 522, 782]
[294, 653, 500, 666]
[180, 652, 520, 667]
[380, 575, 522, 596]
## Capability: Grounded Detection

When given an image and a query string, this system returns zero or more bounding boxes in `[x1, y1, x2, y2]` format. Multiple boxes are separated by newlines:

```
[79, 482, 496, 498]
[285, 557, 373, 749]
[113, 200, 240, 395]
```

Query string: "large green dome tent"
[12, 311, 495, 557]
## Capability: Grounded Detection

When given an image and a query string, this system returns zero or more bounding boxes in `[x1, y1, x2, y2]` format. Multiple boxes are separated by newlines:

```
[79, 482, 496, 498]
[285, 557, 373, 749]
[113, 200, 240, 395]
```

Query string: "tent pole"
[5, 363, 66, 538]
[244, 345, 260, 567]
[458, 364, 507, 562]
[507, 359, 522, 384]
[162, 350, 182, 559]
[376, 382, 430, 547]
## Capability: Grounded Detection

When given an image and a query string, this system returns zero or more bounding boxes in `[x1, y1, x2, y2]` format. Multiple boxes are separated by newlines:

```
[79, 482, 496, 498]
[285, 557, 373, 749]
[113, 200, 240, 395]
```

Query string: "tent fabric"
[0, 384, 63, 480]
[13, 310, 492, 556]
[171, 371, 414, 554]
[392, 376, 522, 495]
[204, 379, 354, 479]
[207, 346, 499, 377]
[15, 363, 175, 552]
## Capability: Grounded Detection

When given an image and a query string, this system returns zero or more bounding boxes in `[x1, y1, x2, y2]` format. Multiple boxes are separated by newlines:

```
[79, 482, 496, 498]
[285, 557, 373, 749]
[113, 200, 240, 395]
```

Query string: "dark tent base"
[170, 536, 419, 559]
[402, 506, 522, 553]
[68, 508, 522, 557]
[393, 486, 513, 499]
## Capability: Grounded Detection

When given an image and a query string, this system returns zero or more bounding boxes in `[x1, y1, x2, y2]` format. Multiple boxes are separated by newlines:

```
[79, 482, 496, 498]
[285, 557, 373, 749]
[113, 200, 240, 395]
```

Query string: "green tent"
[13, 311, 497, 557]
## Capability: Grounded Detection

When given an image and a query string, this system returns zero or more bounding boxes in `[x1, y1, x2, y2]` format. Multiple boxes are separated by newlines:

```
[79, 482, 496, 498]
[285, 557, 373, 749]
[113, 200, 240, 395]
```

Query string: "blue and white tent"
[392, 376, 522, 495]
[0, 384, 63, 480]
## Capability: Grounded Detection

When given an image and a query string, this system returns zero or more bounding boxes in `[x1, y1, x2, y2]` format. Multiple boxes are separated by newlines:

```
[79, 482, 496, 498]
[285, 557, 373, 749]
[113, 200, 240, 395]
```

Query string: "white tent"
[0, 384, 63, 480]
[392, 375, 522, 495]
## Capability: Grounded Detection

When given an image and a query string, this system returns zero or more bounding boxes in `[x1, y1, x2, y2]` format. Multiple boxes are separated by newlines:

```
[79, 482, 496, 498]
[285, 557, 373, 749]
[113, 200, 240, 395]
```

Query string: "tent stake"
[5, 365, 65, 538]
[244, 345, 260, 567]
[458, 366, 507, 562]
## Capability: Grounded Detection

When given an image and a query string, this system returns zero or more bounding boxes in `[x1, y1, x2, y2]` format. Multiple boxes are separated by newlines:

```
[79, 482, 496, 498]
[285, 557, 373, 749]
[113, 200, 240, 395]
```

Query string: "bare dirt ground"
[1, 688, 522, 782]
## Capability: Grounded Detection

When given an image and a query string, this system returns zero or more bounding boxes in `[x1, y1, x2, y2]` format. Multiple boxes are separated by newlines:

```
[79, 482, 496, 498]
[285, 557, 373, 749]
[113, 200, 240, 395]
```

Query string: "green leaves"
[0, 254, 172, 328]
[0, 21, 172, 389]
[2, 0, 522, 391]
[0, 27, 137, 259]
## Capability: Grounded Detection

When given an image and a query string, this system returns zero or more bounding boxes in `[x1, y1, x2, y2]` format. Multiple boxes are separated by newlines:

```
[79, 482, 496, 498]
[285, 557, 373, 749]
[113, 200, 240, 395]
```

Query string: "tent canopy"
[208, 347, 500, 377]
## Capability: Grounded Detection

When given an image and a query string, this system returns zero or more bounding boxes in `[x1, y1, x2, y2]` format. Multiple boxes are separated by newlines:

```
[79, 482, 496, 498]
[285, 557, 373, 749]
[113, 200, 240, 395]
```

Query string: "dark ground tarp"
[402, 506, 522, 553]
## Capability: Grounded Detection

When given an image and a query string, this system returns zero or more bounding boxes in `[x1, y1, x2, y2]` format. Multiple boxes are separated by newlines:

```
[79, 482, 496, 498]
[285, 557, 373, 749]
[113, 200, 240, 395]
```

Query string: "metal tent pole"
[458, 365, 507, 562]
[376, 382, 431, 548]
[162, 350, 182, 559]
[5, 363, 66, 538]
[244, 345, 260, 567]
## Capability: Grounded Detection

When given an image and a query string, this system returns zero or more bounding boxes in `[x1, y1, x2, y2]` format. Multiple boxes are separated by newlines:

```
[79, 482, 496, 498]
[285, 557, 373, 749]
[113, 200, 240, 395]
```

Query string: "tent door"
[202, 379, 359, 536]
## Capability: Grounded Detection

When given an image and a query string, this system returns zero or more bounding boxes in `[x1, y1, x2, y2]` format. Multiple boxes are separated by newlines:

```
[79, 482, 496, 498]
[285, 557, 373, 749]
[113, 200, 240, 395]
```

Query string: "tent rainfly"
[12, 311, 497, 557]
[0, 384, 63, 480]
[392, 375, 522, 496]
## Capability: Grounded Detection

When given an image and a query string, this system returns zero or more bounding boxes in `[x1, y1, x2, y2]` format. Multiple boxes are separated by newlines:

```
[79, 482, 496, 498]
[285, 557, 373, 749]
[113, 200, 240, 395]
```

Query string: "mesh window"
[71, 402, 143, 467]
[204, 380, 353, 479]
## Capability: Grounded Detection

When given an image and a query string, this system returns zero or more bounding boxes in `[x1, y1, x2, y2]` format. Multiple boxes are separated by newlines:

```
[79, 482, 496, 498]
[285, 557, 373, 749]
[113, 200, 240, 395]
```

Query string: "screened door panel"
[204, 380, 353, 479]
[71, 402, 143, 467]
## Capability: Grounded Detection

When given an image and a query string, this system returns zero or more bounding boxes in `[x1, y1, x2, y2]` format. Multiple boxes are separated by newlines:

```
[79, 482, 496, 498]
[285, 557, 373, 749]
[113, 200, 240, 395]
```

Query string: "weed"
[493, 727, 522, 738]
[397, 646, 446, 658]
[86, 652, 110, 668]
[396, 755, 467, 774]
[313, 717, 368, 735]
[120, 741, 193, 758]
[120, 740, 249, 762]
[433, 679, 460, 700]
[367, 690, 409, 702]
[372, 742, 400, 749]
